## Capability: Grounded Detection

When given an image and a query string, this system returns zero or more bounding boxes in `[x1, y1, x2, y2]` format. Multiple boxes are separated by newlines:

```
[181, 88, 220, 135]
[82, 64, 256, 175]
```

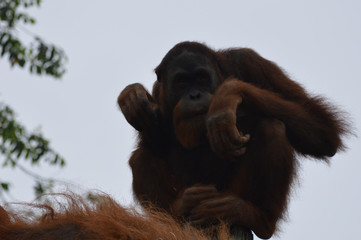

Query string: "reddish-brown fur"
[118, 42, 348, 239]
[0, 194, 234, 240]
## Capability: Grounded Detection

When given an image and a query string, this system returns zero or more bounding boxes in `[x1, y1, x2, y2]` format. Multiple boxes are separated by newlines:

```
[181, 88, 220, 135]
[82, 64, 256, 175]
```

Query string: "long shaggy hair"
[0, 193, 234, 240]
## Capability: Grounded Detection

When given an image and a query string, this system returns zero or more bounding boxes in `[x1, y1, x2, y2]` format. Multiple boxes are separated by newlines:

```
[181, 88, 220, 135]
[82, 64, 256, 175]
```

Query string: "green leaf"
[0, 32, 7, 44]
[18, 58, 25, 67]
[36, 65, 41, 74]
[1, 183, 10, 191]
[34, 182, 44, 195]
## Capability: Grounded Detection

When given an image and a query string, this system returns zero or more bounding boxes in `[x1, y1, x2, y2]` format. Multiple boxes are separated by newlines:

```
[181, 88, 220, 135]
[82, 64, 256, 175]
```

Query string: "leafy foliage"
[0, 0, 67, 78]
[0, 103, 65, 198]
[0, 0, 67, 201]
[0, 104, 65, 167]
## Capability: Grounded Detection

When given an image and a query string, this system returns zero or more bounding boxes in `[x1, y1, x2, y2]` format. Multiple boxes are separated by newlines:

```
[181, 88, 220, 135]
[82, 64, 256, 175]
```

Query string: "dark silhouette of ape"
[118, 41, 348, 239]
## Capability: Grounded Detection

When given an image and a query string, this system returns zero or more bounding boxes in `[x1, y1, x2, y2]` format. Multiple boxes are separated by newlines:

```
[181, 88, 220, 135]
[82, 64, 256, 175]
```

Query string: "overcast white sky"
[1, 1, 360, 239]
